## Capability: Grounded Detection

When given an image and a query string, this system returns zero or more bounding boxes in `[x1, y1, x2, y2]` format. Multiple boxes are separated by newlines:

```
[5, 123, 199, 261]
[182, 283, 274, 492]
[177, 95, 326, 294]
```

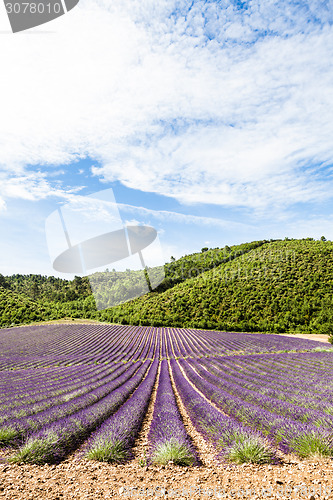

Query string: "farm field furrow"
[1, 359, 145, 445]
[10, 359, 154, 464]
[0, 323, 332, 466]
[169, 358, 275, 464]
[84, 359, 159, 463]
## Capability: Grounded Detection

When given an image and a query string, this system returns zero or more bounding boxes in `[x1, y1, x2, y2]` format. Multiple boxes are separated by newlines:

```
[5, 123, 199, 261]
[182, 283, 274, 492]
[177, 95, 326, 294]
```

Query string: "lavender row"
[202, 356, 325, 406]
[84, 360, 159, 463]
[221, 351, 333, 382]
[0, 362, 117, 412]
[0, 324, 153, 370]
[147, 360, 196, 466]
[0, 326, 156, 407]
[192, 356, 333, 416]
[207, 353, 333, 401]
[0, 324, 133, 359]
[196, 350, 332, 385]
[6, 328, 160, 459]
[178, 358, 333, 457]
[0, 325, 324, 374]
[0, 361, 134, 424]
[165, 328, 322, 358]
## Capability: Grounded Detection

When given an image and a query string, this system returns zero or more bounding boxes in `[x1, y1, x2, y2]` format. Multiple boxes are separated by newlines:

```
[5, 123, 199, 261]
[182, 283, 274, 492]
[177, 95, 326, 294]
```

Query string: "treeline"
[0, 239, 267, 326]
[2, 274, 92, 302]
[158, 240, 268, 291]
[0, 288, 97, 327]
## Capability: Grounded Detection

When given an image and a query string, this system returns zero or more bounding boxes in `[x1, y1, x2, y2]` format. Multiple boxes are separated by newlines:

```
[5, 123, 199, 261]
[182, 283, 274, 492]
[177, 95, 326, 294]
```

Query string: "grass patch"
[150, 438, 195, 466]
[85, 438, 129, 463]
[8, 433, 59, 464]
[226, 435, 275, 464]
[0, 427, 18, 446]
[290, 431, 333, 459]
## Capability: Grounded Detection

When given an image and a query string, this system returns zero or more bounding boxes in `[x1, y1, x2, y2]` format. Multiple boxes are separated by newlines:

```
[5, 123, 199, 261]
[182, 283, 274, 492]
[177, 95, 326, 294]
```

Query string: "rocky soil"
[0, 454, 332, 499]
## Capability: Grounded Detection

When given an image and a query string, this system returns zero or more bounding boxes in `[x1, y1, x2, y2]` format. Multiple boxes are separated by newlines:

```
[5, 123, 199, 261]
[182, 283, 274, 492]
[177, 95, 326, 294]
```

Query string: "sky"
[0, 0, 333, 278]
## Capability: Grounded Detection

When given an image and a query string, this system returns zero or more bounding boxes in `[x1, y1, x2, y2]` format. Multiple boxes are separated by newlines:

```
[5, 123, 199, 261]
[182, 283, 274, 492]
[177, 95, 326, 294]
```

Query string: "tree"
[31, 282, 39, 301]
[143, 268, 153, 293]
[0, 274, 9, 289]
[321, 236, 327, 242]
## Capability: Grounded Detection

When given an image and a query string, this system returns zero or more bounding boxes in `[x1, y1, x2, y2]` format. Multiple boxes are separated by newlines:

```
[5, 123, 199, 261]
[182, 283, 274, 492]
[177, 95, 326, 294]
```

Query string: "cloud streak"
[117, 201, 254, 230]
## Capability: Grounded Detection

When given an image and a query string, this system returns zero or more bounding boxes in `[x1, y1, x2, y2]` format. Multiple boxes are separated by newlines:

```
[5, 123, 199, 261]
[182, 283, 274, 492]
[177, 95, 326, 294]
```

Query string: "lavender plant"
[1, 360, 142, 446]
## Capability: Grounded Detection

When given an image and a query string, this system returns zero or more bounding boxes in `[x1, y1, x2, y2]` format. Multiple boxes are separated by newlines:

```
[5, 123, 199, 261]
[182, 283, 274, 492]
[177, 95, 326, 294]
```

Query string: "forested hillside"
[1, 238, 333, 339]
[0, 275, 95, 326]
[100, 239, 333, 336]
[0, 240, 266, 326]
[90, 240, 267, 308]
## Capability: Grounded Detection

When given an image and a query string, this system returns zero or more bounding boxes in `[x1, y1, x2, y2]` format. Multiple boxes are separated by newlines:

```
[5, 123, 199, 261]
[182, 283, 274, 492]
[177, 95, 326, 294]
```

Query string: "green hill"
[89, 240, 267, 307]
[1, 238, 333, 338]
[99, 238, 333, 336]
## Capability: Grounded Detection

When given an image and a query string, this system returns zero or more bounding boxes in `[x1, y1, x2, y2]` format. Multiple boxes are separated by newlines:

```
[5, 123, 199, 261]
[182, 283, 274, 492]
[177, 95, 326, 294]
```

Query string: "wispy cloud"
[0, 0, 332, 212]
[0, 171, 83, 208]
[118, 201, 254, 230]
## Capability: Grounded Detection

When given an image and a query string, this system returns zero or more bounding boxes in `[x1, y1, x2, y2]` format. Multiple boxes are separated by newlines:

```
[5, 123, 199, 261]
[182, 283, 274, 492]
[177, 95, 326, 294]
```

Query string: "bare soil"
[279, 333, 330, 344]
[1, 454, 332, 499]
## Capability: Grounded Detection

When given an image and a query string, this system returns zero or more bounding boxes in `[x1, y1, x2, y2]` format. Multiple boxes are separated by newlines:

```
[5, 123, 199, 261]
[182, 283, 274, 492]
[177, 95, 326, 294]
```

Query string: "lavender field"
[0, 324, 332, 465]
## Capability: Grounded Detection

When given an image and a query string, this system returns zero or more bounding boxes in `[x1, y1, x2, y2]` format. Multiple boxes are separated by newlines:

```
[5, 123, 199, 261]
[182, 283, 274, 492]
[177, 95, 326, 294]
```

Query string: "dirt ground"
[279, 333, 330, 344]
[0, 454, 332, 499]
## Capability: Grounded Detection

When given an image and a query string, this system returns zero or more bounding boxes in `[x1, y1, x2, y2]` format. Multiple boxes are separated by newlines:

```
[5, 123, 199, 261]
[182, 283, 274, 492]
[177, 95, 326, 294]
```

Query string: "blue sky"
[0, 0, 333, 277]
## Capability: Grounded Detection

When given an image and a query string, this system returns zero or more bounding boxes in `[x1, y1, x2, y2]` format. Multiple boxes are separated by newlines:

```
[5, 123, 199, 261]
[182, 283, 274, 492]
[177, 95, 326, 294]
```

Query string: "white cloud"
[0, 171, 81, 204]
[0, 0, 332, 212]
